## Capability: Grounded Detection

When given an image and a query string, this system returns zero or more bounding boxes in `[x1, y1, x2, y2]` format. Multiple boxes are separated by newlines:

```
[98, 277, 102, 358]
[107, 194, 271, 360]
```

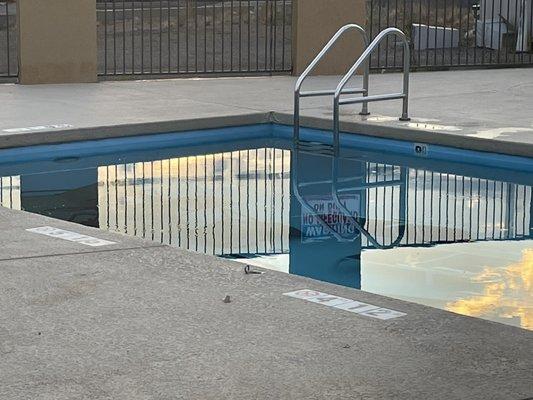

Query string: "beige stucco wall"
[292, 0, 367, 75]
[17, 0, 97, 84]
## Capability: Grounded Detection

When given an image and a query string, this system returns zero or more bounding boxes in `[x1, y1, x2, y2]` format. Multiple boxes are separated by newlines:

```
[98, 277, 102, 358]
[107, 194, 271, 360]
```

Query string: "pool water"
[0, 124, 531, 330]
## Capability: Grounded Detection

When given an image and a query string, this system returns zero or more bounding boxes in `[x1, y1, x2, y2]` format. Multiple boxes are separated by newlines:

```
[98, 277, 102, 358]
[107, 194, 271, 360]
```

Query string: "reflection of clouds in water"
[447, 249, 533, 330]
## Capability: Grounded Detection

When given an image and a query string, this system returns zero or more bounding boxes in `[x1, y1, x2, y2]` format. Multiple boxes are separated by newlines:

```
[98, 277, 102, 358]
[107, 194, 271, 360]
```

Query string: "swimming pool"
[0, 124, 531, 330]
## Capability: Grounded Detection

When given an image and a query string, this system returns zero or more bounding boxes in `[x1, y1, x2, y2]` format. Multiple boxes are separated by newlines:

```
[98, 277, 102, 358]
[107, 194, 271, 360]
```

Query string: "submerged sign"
[301, 194, 360, 242]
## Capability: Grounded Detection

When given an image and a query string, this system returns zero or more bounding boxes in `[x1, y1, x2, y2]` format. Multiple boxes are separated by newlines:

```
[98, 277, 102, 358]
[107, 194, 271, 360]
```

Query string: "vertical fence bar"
[113, 0, 117, 74]
[481, 0, 487, 64]
[488, 0, 495, 64]
[379, 0, 384, 67]
[450, 0, 455, 65]
[393, 0, 398, 67]
[156, 2, 161, 74]
[434, 0, 439, 65]
[402, 0, 407, 67]
[472, 0, 476, 65]
[264, 1, 268, 70]
[457, 0, 463, 66]
[212, 0, 216, 71]
[426, 0, 431, 67]
[132, 0, 135, 74]
[442, 0, 448, 65]
[194, 0, 198, 72]
[6, 1, 10, 76]
[177, 0, 181, 72]
[169, 0, 172, 73]
[417, 0, 422, 67]
[185, 0, 189, 73]
[369, 0, 374, 67]
[273, 0, 277, 70]
[267, 1, 272, 72]
[230, 0, 234, 71]
[104, 0, 108, 74]
[239, 0, 242, 70]
[529, 0, 533, 64]
[282, 0, 286, 70]
[462, 0, 467, 66]
[123, 0, 126, 74]
[385, 0, 391, 67]
[496, 0, 502, 63]
[520, 0, 527, 63]
[204, 0, 207, 71]
[255, 0, 259, 70]
[513, 0, 519, 64]
[149, 0, 153, 73]
[221, 0, 225, 71]
[141, 0, 145, 72]
[247, 0, 252, 71]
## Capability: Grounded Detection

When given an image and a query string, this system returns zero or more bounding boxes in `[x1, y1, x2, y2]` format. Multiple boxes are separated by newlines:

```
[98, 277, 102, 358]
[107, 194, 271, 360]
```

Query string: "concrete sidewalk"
[0, 68, 533, 156]
[0, 206, 532, 400]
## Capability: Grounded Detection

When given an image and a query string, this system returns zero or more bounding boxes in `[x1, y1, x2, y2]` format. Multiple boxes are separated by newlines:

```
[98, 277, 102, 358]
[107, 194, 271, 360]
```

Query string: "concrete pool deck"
[0, 69, 533, 399]
[0, 206, 532, 400]
[0, 68, 533, 156]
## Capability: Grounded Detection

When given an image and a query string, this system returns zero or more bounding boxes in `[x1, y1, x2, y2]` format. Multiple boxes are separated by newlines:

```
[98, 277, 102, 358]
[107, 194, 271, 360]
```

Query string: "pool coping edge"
[1, 110, 532, 159]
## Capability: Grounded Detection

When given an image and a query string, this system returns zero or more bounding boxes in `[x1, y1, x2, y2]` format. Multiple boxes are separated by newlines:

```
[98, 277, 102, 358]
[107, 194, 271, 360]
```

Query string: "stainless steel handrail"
[333, 27, 411, 154]
[292, 26, 410, 247]
[294, 24, 370, 144]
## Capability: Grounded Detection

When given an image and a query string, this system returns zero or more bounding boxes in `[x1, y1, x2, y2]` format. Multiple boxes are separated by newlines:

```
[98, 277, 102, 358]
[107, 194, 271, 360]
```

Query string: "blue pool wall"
[0, 123, 531, 174]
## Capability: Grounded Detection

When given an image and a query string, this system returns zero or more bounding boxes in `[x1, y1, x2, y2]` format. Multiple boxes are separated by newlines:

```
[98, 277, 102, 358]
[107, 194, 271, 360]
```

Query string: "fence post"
[16, 0, 97, 84]
[292, 0, 367, 75]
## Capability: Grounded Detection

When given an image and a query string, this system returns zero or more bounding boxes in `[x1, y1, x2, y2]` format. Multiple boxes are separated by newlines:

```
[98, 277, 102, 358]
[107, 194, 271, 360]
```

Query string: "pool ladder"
[292, 25, 410, 248]
[293, 25, 411, 155]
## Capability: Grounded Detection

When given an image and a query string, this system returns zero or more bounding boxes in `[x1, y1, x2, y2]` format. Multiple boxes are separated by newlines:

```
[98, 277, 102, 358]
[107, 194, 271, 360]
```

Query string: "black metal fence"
[0, 1, 17, 78]
[97, 0, 292, 76]
[368, 0, 533, 70]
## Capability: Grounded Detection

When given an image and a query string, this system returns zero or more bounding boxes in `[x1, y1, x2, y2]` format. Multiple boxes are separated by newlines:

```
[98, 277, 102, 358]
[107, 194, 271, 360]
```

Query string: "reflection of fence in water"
[98, 148, 291, 255]
[0, 176, 20, 210]
[0, 154, 529, 255]
[364, 162, 532, 248]
[97, 154, 532, 255]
